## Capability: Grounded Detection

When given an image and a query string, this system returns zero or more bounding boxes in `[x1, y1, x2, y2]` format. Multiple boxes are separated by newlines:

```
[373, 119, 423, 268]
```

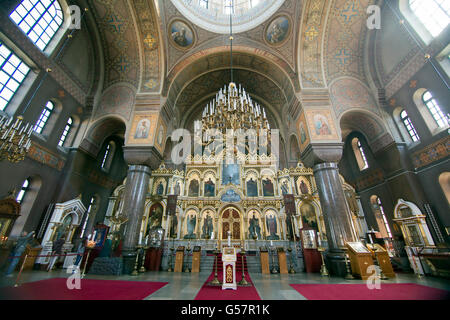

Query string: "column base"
[325, 250, 348, 277]
[122, 250, 137, 275]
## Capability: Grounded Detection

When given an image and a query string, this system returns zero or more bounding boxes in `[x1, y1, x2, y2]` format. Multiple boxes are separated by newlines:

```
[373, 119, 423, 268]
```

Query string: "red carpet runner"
[0, 278, 168, 300]
[195, 253, 261, 300]
[290, 283, 450, 300]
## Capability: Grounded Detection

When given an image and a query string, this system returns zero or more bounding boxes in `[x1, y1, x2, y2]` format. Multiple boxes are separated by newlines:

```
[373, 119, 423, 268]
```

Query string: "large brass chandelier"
[194, 11, 271, 148]
[0, 115, 33, 163]
[196, 82, 271, 134]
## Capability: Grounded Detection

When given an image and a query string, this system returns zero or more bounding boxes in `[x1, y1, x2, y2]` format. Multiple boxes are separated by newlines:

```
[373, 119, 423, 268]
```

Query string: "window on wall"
[423, 91, 448, 128]
[0, 41, 31, 111]
[9, 0, 64, 51]
[80, 196, 96, 238]
[16, 179, 30, 204]
[58, 117, 72, 147]
[371, 196, 393, 239]
[400, 110, 420, 142]
[224, 0, 234, 14]
[33, 100, 54, 134]
[409, 0, 450, 37]
[351, 138, 369, 171]
[199, 0, 208, 9]
[101, 144, 111, 169]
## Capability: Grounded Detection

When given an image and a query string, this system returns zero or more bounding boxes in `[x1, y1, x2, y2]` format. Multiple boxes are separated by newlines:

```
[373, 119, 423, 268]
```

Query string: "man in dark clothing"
[47, 235, 66, 271]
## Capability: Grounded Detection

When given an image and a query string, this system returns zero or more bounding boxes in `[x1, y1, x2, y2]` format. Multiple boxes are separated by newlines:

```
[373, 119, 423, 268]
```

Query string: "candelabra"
[370, 245, 389, 280]
[317, 246, 329, 277]
[131, 246, 141, 276]
[184, 244, 191, 273]
[208, 247, 222, 286]
[167, 246, 174, 272]
[270, 244, 278, 274]
[0, 113, 33, 164]
[343, 249, 355, 280]
[287, 247, 295, 274]
[81, 239, 96, 278]
[238, 247, 249, 286]
[139, 246, 147, 273]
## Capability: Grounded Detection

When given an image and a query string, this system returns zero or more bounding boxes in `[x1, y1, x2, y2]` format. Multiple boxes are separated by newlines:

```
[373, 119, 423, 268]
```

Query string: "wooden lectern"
[191, 246, 201, 273]
[222, 247, 237, 290]
[259, 247, 270, 274]
[174, 246, 185, 272]
[277, 247, 288, 274]
[367, 243, 395, 278]
[346, 242, 374, 280]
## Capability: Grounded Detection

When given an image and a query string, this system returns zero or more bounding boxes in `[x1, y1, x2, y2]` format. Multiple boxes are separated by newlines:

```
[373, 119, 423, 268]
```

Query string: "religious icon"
[170, 213, 178, 238]
[222, 162, 240, 185]
[201, 213, 214, 239]
[204, 177, 215, 197]
[248, 212, 262, 240]
[299, 122, 307, 144]
[262, 178, 275, 197]
[156, 181, 164, 195]
[184, 212, 197, 239]
[299, 180, 309, 194]
[300, 202, 317, 230]
[313, 114, 331, 136]
[134, 119, 150, 139]
[280, 180, 289, 195]
[188, 179, 199, 197]
[170, 21, 194, 48]
[246, 177, 258, 197]
[146, 203, 163, 236]
[157, 126, 164, 145]
[174, 181, 181, 196]
[266, 212, 279, 240]
[266, 16, 290, 45]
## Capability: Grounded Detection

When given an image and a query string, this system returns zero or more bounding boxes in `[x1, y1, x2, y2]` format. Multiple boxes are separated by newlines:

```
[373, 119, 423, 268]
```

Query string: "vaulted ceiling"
[87, 0, 380, 131]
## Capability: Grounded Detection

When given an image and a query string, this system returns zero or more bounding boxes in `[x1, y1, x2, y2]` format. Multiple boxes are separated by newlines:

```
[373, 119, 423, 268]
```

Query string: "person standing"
[47, 235, 66, 271]
[4, 231, 35, 276]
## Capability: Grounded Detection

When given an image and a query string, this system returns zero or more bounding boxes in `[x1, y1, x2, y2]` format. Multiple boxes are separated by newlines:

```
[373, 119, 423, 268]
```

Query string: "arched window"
[370, 196, 393, 239]
[80, 196, 97, 238]
[409, 0, 450, 38]
[100, 141, 116, 171]
[400, 110, 420, 142]
[199, 0, 208, 9]
[58, 116, 72, 147]
[9, 0, 64, 51]
[0, 41, 31, 111]
[351, 138, 369, 171]
[33, 100, 54, 134]
[16, 178, 30, 204]
[423, 91, 448, 128]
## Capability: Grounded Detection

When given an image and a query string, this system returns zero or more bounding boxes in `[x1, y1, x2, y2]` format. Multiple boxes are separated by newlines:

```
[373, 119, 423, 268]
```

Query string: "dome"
[170, 0, 286, 34]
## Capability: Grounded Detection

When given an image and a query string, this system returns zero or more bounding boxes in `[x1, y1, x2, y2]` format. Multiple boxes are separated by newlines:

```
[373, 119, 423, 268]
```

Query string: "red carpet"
[290, 283, 450, 300]
[195, 272, 261, 300]
[0, 278, 168, 300]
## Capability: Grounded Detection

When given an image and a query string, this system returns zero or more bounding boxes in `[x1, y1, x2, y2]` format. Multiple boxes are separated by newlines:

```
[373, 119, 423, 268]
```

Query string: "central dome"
[170, 0, 286, 34]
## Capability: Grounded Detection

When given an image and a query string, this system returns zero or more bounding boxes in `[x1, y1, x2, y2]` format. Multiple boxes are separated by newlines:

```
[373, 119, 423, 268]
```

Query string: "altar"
[222, 246, 237, 290]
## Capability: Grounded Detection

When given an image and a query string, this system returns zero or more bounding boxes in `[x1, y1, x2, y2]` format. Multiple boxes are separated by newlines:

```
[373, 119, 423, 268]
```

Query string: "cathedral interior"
[0, 0, 449, 301]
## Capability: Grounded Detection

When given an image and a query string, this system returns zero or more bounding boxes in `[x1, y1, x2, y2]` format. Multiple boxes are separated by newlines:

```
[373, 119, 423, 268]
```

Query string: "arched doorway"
[220, 207, 242, 240]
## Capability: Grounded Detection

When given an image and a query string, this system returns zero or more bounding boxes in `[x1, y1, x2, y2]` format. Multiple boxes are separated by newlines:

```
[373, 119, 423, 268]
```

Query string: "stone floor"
[1, 269, 449, 300]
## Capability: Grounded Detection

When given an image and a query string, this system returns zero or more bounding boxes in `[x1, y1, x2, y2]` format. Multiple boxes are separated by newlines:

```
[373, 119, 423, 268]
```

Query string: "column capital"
[123, 146, 163, 170]
[301, 142, 344, 168]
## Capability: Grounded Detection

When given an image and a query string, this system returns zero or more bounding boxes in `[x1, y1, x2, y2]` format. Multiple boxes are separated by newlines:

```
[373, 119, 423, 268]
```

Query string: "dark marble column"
[121, 165, 151, 274]
[313, 162, 357, 276]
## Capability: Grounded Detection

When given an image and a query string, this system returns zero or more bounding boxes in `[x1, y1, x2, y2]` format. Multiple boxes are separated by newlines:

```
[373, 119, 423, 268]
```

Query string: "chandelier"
[196, 82, 270, 134]
[194, 12, 271, 148]
[0, 115, 33, 163]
